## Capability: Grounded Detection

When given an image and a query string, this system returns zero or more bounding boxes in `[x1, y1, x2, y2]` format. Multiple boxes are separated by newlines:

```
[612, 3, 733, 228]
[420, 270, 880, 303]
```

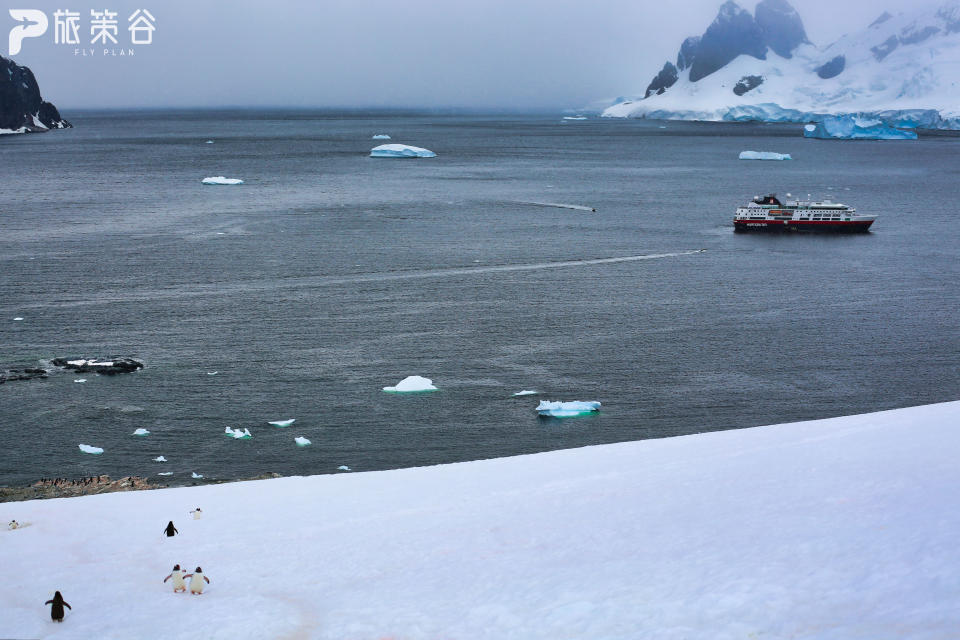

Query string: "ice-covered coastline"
[2, 400, 959, 638]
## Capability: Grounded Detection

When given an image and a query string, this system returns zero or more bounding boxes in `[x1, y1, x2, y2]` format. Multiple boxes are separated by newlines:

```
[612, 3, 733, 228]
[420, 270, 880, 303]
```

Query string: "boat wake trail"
[38, 250, 706, 308]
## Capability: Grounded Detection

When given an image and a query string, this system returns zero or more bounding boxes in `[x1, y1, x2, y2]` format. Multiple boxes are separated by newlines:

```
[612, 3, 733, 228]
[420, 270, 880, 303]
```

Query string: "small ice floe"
[294, 436, 311, 447]
[132, 428, 150, 436]
[201, 176, 244, 185]
[268, 419, 295, 427]
[383, 375, 437, 393]
[153, 456, 167, 462]
[74, 379, 87, 383]
[370, 144, 436, 158]
[659, 126, 667, 129]
[224, 426, 252, 439]
[536, 400, 601, 418]
[13, 317, 23, 321]
[739, 150, 792, 161]
[512, 390, 538, 397]
[78, 444, 103, 454]
[205, 140, 214, 144]
[372, 134, 391, 139]
[563, 116, 587, 120]
[191, 472, 204, 479]
[207, 371, 219, 375]
[337, 465, 351, 471]
[158, 471, 173, 476]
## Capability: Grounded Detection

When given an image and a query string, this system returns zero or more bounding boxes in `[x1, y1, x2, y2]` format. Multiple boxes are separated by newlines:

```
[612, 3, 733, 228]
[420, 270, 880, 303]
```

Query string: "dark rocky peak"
[676, 36, 701, 71]
[688, 1, 767, 82]
[0, 54, 70, 132]
[645, 62, 679, 98]
[755, 0, 809, 58]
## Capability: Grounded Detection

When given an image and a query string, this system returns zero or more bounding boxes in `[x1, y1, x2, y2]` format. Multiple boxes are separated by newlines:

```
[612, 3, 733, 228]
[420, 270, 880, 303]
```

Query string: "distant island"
[0, 54, 71, 134]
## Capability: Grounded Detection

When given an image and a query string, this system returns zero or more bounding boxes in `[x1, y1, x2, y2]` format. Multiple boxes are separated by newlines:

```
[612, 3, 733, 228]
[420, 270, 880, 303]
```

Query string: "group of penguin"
[42, 507, 210, 623]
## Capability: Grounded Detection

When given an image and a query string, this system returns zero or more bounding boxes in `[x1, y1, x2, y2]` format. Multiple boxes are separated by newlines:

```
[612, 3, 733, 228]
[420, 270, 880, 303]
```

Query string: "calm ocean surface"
[1, 111, 958, 487]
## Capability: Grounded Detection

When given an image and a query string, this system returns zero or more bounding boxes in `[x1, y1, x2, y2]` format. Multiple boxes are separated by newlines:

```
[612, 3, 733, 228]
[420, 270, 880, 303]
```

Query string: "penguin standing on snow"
[8, 519, 19, 530]
[44, 591, 71, 622]
[163, 564, 187, 593]
[190, 507, 202, 520]
[184, 567, 210, 594]
[163, 520, 178, 537]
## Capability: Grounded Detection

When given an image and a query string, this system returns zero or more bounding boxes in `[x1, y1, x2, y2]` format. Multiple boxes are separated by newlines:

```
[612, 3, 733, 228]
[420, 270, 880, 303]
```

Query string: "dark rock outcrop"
[689, 1, 767, 82]
[755, 0, 809, 58]
[871, 35, 900, 61]
[0, 368, 48, 384]
[51, 357, 144, 375]
[0, 54, 71, 132]
[733, 75, 764, 95]
[815, 54, 846, 79]
[870, 12, 893, 29]
[645, 62, 679, 97]
[676, 36, 701, 71]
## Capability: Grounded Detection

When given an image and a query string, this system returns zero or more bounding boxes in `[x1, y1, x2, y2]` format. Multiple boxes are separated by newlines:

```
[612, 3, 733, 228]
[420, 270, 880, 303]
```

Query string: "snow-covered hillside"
[3, 400, 959, 639]
[604, 0, 960, 128]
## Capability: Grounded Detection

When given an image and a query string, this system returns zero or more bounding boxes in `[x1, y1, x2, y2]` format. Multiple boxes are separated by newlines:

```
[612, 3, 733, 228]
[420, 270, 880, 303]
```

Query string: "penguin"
[163, 521, 178, 537]
[8, 520, 18, 530]
[163, 564, 187, 592]
[190, 507, 202, 520]
[184, 567, 210, 594]
[44, 591, 71, 622]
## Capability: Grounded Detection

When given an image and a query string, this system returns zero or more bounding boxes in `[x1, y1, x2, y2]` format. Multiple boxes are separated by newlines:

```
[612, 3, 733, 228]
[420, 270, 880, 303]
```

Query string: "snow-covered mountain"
[0, 54, 70, 134]
[603, 0, 960, 128]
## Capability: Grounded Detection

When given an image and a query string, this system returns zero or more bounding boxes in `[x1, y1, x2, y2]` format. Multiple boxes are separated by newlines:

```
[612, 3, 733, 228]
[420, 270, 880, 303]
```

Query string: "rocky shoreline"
[0, 472, 283, 503]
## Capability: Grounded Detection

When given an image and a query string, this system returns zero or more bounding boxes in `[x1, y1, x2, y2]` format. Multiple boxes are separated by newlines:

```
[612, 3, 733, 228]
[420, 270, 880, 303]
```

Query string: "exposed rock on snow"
[52, 357, 143, 375]
[383, 375, 438, 393]
[739, 150, 792, 160]
[0, 367, 47, 384]
[536, 400, 601, 418]
[370, 144, 436, 158]
[201, 176, 244, 185]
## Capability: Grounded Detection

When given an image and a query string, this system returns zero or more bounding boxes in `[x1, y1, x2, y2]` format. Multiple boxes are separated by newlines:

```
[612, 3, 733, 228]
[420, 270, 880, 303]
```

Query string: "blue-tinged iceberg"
[78, 444, 103, 454]
[536, 400, 601, 418]
[224, 426, 252, 439]
[803, 116, 917, 140]
[370, 144, 436, 158]
[739, 150, 792, 160]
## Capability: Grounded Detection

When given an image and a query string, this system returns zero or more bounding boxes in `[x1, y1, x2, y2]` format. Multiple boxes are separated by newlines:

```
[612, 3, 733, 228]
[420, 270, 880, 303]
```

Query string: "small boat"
[734, 194, 875, 233]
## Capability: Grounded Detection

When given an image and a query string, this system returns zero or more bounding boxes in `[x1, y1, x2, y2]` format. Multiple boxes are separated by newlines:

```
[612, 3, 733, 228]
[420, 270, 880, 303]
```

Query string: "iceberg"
[372, 134, 391, 139]
[74, 379, 87, 383]
[191, 472, 203, 479]
[383, 375, 438, 393]
[563, 116, 588, 120]
[13, 317, 23, 321]
[78, 444, 103, 454]
[201, 176, 244, 185]
[370, 144, 436, 158]
[337, 465, 352, 471]
[157, 471, 173, 476]
[132, 428, 150, 436]
[803, 115, 917, 140]
[739, 151, 792, 160]
[268, 419, 295, 428]
[207, 371, 218, 375]
[513, 390, 538, 397]
[153, 456, 167, 462]
[205, 140, 214, 144]
[536, 400, 601, 418]
[224, 427, 252, 439]
[294, 436, 311, 447]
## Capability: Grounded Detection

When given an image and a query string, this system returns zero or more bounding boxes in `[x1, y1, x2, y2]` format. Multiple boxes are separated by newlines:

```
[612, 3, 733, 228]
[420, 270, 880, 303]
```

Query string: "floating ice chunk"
[201, 176, 244, 185]
[224, 427, 252, 439]
[13, 317, 23, 321]
[74, 379, 87, 383]
[383, 375, 438, 393]
[153, 456, 167, 462]
[191, 472, 203, 479]
[739, 151, 792, 161]
[132, 428, 150, 436]
[803, 116, 917, 140]
[372, 134, 391, 139]
[207, 371, 219, 375]
[78, 444, 103, 454]
[337, 465, 351, 471]
[205, 140, 214, 144]
[513, 390, 538, 397]
[158, 471, 173, 476]
[268, 419, 295, 427]
[536, 400, 601, 418]
[294, 436, 311, 447]
[370, 144, 436, 158]
[563, 116, 587, 120]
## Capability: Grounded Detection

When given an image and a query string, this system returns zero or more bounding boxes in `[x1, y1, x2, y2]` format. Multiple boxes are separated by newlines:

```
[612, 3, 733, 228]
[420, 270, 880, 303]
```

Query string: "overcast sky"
[7, 0, 927, 110]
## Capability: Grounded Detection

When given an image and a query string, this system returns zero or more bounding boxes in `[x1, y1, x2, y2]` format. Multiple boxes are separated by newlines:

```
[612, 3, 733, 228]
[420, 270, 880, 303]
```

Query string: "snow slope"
[2, 400, 959, 639]
[604, 1, 960, 127]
